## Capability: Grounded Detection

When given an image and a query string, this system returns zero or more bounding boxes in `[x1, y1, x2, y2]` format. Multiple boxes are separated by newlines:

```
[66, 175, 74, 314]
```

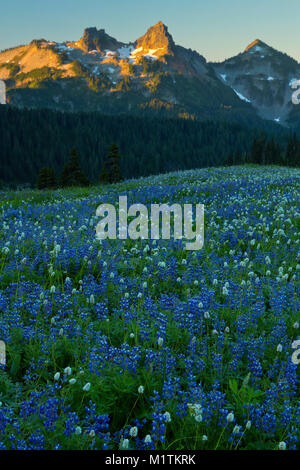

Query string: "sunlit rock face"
[0, 80, 6, 104]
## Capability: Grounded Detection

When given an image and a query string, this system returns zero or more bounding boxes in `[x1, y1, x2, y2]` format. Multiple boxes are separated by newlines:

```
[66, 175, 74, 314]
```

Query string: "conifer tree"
[225, 154, 233, 166]
[250, 134, 266, 164]
[37, 167, 56, 190]
[285, 132, 298, 167]
[99, 162, 109, 184]
[100, 143, 122, 184]
[296, 142, 300, 168]
[265, 138, 277, 165]
[234, 150, 241, 165]
[60, 149, 89, 187]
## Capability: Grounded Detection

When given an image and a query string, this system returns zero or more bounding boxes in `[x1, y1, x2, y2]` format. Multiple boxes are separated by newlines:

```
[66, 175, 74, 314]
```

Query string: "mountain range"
[0, 22, 299, 128]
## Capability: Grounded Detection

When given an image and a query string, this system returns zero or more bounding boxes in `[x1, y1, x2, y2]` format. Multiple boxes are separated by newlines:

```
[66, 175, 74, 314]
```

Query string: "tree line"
[37, 144, 122, 189]
[225, 132, 299, 167]
[0, 105, 298, 189]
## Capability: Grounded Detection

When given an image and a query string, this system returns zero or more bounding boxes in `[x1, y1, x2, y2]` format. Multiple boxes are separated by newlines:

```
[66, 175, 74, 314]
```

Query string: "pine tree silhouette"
[285, 133, 298, 167]
[37, 167, 56, 190]
[265, 138, 277, 165]
[100, 143, 122, 184]
[60, 149, 89, 187]
[226, 154, 233, 166]
[250, 134, 266, 164]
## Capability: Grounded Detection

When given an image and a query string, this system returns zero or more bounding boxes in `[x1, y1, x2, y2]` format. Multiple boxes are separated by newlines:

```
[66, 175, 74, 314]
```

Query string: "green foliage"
[244, 132, 299, 166]
[127, 63, 135, 75]
[0, 166, 299, 450]
[140, 98, 176, 111]
[60, 148, 89, 187]
[88, 73, 111, 92]
[37, 167, 56, 190]
[17, 66, 63, 83]
[100, 143, 123, 184]
[146, 73, 163, 93]
[0, 105, 294, 187]
[137, 57, 162, 75]
[229, 375, 265, 407]
[285, 132, 299, 167]
[72, 60, 111, 92]
[0, 62, 20, 78]
[71, 60, 89, 78]
[114, 76, 131, 92]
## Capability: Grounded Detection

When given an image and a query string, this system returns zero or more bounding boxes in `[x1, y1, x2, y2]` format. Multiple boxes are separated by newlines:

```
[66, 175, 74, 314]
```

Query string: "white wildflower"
[129, 426, 138, 437]
[83, 382, 91, 392]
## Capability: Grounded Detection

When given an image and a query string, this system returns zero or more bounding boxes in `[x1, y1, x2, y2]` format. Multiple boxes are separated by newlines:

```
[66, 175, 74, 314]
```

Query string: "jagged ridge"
[0, 23, 299, 127]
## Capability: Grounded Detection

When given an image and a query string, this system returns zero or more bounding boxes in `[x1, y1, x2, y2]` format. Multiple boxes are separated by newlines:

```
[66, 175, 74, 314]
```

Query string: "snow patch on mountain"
[130, 46, 163, 62]
[118, 45, 135, 59]
[104, 50, 118, 59]
[56, 44, 69, 51]
[144, 49, 158, 61]
[248, 45, 263, 54]
[233, 89, 251, 103]
[131, 47, 143, 56]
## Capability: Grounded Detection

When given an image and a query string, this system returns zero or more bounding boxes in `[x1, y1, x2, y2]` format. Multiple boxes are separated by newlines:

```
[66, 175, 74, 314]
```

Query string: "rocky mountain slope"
[0, 23, 299, 127]
[212, 39, 300, 127]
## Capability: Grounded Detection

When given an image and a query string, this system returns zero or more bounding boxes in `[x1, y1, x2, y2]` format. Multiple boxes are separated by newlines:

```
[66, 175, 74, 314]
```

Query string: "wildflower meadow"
[0, 165, 299, 451]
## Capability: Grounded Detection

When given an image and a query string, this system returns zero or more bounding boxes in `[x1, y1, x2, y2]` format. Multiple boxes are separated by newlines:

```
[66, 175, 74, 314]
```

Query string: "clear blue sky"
[1, 0, 299, 62]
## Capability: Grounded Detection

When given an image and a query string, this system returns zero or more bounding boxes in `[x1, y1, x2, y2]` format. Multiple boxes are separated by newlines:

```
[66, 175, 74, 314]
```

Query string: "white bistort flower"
[233, 425, 241, 434]
[278, 441, 286, 450]
[83, 382, 91, 392]
[129, 426, 138, 437]
[64, 367, 72, 376]
[226, 412, 234, 423]
[120, 438, 129, 450]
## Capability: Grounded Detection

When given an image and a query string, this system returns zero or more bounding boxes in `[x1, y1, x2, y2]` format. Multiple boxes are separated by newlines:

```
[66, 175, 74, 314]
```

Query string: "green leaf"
[229, 379, 238, 394]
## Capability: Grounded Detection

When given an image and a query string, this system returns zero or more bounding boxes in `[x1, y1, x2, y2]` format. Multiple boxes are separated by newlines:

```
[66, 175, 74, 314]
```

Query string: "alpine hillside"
[0, 23, 299, 128]
[212, 39, 300, 128]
